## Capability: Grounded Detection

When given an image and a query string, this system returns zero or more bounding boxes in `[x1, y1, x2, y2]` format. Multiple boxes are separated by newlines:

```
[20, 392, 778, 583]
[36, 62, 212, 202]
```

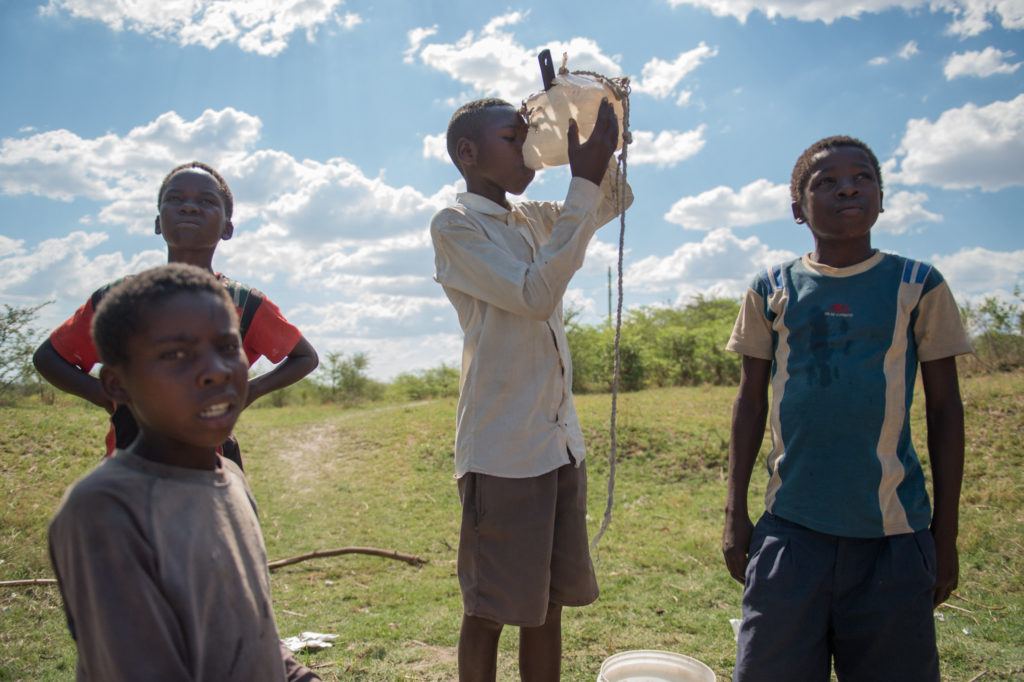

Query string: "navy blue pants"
[734, 513, 939, 682]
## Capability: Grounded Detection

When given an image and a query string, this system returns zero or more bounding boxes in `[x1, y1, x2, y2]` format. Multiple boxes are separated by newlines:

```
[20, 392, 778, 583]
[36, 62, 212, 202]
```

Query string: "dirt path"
[269, 401, 433, 484]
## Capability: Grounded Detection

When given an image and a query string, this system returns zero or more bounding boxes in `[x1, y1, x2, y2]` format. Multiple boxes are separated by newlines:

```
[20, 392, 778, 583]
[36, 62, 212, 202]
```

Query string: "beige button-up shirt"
[431, 165, 633, 478]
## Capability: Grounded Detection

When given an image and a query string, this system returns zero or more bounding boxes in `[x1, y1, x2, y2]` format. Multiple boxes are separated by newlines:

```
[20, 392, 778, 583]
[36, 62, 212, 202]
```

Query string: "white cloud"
[314, 332, 464, 380]
[899, 40, 920, 59]
[628, 126, 707, 168]
[564, 288, 598, 316]
[0, 109, 450, 245]
[665, 0, 916, 23]
[944, 46, 1022, 79]
[664, 1, 1024, 36]
[935, 0, 1024, 36]
[0, 107, 463, 378]
[0, 230, 164, 329]
[0, 235, 22, 259]
[42, 0, 358, 56]
[664, 179, 790, 230]
[293, 294, 452, 338]
[633, 43, 718, 99]
[876, 191, 942, 234]
[661, 181, 943, 236]
[870, 40, 920, 65]
[404, 25, 438, 63]
[338, 12, 362, 30]
[888, 94, 1024, 191]
[675, 90, 694, 107]
[407, 11, 622, 102]
[0, 107, 262, 231]
[584, 239, 625, 274]
[422, 133, 448, 162]
[931, 247, 1024, 297]
[625, 228, 797, 301]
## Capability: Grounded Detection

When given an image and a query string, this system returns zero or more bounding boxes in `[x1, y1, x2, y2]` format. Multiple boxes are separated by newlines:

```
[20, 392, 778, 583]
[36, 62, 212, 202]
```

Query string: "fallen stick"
[267, 547, 426, 571]
[953, 593, 1007, 611]
[0, 578, 58, 587]
[2, 547, 426, 588]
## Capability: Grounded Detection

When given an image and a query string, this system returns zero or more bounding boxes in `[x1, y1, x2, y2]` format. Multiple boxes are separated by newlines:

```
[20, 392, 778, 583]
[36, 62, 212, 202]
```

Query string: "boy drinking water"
[48, 264, 317, 681]
[722, 136, 971, 681]
[34, 162, 318, 465]
[431, 97, 631, 680]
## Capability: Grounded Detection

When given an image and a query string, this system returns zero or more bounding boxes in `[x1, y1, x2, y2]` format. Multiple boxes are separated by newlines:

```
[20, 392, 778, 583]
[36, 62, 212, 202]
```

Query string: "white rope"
[568, 66, 630, 552]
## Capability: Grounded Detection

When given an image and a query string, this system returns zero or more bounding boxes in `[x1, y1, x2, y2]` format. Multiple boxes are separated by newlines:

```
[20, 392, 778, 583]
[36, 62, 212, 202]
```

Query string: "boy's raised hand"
[568, 98, 619, 187]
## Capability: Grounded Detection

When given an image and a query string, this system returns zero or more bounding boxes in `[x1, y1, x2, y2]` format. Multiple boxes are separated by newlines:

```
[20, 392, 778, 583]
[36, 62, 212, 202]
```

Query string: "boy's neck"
[465, 177, 511, 211]
[129, 431, 221, 471]
[811, 237, 875, 269]
[167, 247, 217, 273]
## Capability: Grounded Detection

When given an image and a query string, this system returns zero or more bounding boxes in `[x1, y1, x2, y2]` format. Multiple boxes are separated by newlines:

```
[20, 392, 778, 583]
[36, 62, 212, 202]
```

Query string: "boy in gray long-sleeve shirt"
[48, 264, 317, 681]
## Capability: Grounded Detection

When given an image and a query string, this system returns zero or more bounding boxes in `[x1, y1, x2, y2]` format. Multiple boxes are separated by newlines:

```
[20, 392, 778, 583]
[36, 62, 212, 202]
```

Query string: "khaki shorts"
[457, 459, 599, 627]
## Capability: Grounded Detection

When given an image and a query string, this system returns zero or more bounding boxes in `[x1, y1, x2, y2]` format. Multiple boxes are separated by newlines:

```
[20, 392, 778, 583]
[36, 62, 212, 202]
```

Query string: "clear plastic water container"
[522, 72, 626, 170]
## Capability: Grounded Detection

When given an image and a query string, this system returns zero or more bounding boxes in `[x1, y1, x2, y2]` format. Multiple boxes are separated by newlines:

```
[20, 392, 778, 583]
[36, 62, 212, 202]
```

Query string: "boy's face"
[103, 291, 248, 455]
[155, 169, 233, 249]
[459, 105, 535, 196]
[793, 146, 882, 242]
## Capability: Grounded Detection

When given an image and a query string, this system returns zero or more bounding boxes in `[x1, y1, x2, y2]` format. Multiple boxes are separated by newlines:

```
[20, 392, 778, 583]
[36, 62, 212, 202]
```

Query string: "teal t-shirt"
[727, 252, 971, 537]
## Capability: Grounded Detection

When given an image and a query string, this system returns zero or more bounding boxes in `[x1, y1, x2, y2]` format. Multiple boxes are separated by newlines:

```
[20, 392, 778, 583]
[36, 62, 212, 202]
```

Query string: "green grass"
[2, 373, 1022, 680]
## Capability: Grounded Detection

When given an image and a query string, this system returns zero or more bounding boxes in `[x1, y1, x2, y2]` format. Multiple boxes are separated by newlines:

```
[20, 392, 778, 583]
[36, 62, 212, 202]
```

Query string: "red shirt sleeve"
[49, 298, 101, 373]
[242, 297, 302, 366]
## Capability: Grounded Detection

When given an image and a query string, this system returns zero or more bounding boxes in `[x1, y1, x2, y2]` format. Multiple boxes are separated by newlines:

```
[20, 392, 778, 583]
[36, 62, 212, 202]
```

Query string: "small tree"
[0, 301, 51, 403]
[961, 287, 1024, 373]
[322, 351, 373, 403]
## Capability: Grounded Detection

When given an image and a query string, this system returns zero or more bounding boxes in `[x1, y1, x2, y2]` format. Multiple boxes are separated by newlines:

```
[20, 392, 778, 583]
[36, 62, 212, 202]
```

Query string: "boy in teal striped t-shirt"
[722, 136, 971, 681]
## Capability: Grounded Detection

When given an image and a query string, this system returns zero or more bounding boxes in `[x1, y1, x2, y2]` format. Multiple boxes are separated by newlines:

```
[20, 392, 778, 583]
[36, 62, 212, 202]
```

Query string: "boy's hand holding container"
[568, 98, 619, 186]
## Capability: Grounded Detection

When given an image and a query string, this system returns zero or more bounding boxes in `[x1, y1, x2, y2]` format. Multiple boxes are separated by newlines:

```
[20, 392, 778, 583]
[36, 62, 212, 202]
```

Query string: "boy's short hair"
[92, 263, 235, 367]
[446, 98, 514, 173]
[158, 161, 235, 219]
[790, 135, 883, 205]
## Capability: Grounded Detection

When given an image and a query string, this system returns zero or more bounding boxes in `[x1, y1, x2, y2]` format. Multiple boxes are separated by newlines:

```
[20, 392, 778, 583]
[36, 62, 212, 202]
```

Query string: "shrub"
[566, 296, 740, 392]
[960, 289, 1024, 374]
[389, 364, 460, 401]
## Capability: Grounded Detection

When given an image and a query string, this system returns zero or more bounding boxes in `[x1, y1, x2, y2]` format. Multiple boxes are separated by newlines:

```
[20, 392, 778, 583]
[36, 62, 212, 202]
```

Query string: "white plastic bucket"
[597, 650, 716, 682]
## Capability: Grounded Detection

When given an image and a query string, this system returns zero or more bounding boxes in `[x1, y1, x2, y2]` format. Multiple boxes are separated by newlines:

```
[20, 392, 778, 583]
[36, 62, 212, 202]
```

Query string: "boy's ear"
[879, 190, 884, 213]
[456, 137, 478, 169]
[791, 201, 806, 225]
[154, 216, 162, 235]
[221, 220, 234, 241]
[99, 365, 131, 406]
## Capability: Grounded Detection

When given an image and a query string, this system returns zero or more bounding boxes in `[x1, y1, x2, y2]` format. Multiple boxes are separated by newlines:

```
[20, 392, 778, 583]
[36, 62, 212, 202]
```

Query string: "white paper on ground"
[281, 631, 339, 652]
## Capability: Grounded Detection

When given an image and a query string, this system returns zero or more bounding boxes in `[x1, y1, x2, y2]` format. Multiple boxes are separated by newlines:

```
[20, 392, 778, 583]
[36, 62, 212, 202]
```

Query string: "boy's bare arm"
[723, 355, 771, 584]
[32, 339, 113, 412]
[920, 356, 965, 606]
[245, 335, 319, 407]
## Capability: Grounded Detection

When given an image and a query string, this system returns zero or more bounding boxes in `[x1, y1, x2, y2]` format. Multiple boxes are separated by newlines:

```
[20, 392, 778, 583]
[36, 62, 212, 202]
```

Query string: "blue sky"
[1, 1, 1021, 378]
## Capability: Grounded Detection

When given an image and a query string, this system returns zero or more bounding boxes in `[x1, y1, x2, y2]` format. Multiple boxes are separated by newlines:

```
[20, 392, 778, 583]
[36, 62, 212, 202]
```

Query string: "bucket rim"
[597, 649, 716, 681]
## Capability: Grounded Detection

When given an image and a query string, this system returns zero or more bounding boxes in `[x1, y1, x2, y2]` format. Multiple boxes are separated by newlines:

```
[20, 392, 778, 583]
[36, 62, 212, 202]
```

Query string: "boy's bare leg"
[519, 603, 562, 682]
[459, 614, 502, 682]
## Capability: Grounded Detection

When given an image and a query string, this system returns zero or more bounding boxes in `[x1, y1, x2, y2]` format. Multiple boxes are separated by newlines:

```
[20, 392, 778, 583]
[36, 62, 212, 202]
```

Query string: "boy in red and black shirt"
[34, 161, 318, 467]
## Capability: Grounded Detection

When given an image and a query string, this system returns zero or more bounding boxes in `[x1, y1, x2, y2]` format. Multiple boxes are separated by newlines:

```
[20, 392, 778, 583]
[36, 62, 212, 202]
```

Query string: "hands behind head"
[568, 98, 619, 186]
